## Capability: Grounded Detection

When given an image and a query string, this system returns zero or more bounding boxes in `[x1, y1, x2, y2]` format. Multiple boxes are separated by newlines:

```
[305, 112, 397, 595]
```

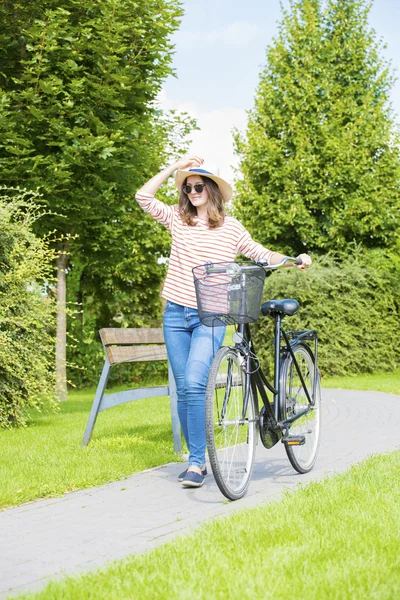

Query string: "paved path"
[2, 389, 400, 599]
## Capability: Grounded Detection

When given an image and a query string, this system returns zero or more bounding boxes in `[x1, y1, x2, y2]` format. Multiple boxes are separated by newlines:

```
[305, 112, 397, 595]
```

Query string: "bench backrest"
[99, 328, 167, 366]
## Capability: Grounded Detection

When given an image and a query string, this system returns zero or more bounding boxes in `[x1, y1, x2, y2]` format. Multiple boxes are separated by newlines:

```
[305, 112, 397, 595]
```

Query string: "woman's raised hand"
[173, 156, 204, 171]
[138, 155, 204, 197]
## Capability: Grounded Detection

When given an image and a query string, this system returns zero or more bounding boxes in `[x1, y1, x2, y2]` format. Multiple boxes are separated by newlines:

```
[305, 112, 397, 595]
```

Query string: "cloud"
[159, 89, 248, 184]
[176, 21, 261, 49]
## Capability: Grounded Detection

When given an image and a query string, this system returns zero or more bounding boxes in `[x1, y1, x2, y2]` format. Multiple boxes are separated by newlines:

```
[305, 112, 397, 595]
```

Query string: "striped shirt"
[136, 192, 273, 309]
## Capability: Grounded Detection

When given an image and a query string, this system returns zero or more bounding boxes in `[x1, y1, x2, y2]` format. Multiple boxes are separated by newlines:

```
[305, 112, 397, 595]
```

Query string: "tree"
[0, 0, 191, 398]
[234, 0, 400, 256]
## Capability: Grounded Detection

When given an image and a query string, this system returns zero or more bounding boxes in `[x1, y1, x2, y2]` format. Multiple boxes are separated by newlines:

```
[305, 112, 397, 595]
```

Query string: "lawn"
[1, 369, 399, 510]
[15, 449, 400, 600]
[323, 370, 400, 395]
[0, 386, 179, 509]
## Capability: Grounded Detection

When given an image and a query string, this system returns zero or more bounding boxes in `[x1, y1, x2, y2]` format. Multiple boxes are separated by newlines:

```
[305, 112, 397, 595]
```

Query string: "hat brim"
[175, 168, 232, 203]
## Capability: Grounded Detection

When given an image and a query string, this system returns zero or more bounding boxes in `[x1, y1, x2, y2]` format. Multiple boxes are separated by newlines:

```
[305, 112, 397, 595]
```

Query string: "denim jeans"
[163, 301, 226, 468]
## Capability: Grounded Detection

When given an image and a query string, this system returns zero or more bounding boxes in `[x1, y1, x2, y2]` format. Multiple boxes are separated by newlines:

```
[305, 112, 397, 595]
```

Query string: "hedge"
[251, 249, 400, 378]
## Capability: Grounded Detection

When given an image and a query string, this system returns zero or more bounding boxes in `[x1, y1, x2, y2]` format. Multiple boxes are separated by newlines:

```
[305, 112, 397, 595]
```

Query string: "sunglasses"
[182, 183, 206, 194]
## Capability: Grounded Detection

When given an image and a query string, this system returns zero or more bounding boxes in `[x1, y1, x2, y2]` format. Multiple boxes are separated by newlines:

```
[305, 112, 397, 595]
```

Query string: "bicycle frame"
[233, 316, 318, 435]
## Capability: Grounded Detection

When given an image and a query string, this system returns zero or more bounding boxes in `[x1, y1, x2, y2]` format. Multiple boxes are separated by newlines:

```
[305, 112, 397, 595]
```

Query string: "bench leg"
[82, 358, 111, 446]
[168, 362, 182, 453]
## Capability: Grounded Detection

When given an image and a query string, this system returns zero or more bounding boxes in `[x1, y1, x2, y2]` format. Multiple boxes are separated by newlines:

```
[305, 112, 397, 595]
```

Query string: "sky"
[161, 0, 400, 183]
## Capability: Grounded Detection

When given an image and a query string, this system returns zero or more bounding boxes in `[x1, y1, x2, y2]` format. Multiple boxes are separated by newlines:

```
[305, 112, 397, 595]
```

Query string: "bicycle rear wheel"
[206, 346, 257, 500]
[279, 342, 321, 473]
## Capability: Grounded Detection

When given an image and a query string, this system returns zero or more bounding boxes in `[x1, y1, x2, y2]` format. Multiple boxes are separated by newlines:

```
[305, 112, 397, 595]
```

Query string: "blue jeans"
[163, 301, 226, 468]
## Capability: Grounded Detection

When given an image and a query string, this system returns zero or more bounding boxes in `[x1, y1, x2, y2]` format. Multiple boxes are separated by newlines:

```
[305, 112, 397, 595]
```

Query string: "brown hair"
[178, 176, 225, 228]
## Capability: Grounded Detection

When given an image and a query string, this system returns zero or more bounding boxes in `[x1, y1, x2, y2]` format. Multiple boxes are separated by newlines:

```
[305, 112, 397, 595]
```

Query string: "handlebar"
[258, 256, 302, 269]
[203, 256, 301, 275]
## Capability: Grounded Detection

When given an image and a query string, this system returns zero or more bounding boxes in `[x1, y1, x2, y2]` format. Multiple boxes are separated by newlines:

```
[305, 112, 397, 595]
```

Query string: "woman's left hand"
[296, 253, 312, 269]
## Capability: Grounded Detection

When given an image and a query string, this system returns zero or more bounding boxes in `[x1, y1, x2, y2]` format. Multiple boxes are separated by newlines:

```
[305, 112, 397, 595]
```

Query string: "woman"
[136, 156, 311, 488]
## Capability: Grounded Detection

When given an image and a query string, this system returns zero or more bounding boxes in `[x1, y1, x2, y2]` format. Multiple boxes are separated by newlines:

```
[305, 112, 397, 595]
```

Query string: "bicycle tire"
[206, 346, 257, 500]
[279, 342, 321, 474]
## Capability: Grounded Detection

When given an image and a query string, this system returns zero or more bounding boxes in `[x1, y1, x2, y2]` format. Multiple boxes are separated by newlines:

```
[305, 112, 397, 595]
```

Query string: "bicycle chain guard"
[259, 405, 281, 449]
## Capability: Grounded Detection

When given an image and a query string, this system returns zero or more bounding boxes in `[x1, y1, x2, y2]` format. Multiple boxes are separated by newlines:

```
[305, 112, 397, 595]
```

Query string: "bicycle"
[192, 257, 321, 501]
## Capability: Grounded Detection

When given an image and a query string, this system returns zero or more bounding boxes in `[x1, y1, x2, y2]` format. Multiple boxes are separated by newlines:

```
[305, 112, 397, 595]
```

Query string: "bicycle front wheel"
[279, 342, 321, 474]
[206, 346, 257, 500]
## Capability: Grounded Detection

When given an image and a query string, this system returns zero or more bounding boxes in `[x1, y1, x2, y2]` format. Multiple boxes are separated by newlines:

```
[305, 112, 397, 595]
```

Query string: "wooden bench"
[82, 328, 181, 452]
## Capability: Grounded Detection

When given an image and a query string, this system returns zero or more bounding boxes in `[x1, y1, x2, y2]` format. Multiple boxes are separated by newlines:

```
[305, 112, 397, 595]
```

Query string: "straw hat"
[175, 164, 232, 203]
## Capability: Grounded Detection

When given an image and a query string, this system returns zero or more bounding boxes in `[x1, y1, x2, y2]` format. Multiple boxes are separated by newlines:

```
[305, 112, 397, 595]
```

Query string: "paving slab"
[1, 389, 400, 599]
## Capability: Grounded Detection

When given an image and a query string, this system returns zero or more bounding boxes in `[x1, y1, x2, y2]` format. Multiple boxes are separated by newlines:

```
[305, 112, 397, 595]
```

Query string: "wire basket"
[193, 262, 266, 327]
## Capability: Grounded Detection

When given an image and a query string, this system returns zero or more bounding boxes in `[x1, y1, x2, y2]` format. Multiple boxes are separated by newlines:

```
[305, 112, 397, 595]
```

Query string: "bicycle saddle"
[261, 299, 299, 317]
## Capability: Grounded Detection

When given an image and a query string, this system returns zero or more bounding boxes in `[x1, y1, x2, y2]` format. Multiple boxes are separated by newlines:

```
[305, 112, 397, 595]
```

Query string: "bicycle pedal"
[283, 435, 306, 446]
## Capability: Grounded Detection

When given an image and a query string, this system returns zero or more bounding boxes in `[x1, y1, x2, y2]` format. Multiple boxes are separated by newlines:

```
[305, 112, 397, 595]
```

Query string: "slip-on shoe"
[181, 470, 205, 488]
[178, 466, 207, 482]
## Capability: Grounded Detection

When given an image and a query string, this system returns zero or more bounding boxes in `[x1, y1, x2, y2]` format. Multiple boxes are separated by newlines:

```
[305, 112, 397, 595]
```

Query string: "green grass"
[15, 449, 400, 600]
[0, 385, 180, 510]
[323, 369, 400, 395]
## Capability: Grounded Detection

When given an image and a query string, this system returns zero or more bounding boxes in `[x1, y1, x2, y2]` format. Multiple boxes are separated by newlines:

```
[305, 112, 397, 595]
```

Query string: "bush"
[251, 249, 400, 378]
[0, 189, 57, 427]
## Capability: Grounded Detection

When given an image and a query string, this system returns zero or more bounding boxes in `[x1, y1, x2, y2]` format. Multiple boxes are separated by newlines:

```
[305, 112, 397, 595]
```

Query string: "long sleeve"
[135, 192, 175, 232]
[236, 223, 273, 263]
